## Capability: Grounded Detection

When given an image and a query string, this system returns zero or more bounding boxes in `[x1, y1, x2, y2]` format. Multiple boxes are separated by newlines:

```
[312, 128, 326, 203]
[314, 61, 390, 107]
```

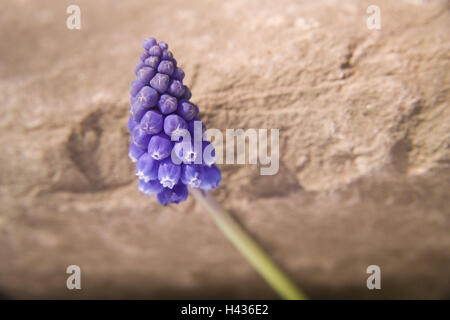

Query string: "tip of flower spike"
[149, 45, 162, 57]
[129, 37, 222, 205]
[142, 37, 157, 50]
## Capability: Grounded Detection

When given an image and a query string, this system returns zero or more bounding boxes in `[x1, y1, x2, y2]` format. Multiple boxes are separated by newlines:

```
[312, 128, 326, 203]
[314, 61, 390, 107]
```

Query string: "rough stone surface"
[0, 0, 449, 299]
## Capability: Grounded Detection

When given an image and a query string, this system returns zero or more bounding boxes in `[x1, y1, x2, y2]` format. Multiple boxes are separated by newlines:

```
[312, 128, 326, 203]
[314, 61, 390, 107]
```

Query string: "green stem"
[189, 187, 308, 300]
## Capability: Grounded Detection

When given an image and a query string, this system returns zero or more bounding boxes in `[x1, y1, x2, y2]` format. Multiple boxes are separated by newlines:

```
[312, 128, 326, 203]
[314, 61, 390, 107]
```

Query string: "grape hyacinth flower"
[126, 38, 307, 300]
[128, 37, 221, 205]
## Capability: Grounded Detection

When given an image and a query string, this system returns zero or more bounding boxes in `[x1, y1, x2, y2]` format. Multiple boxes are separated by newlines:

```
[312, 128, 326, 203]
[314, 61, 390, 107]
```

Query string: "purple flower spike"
[172, 68, 185, 81]
[162, 50, 173, 61]
[158, 94, 178, 115]
[170, 183, 188, 202]
[181, 164, 204, 187]
[182, 86, 192, 100]
[157, 183, 188, 205]
[134, 86, 159, 110]
[167, 80, 185, 98]
[134, 61, 145, 75]
[128, 38, 222, 205]
[142, 37, 157, 50]
[178, 100, 199, 121]
[131, 126, 152, 149]
[130, 80, 145, 97]
[144, 56, 160, 69]
[136, 67, 156, 85]
[138, 179, 164, 196]
[130, 87, 159, 122]
[136, 153, 160, 182]
[129, 143, 146, 163]
[158, 41, 168, 50]
[140, 51, 150, 62]
[130, 101, 148, 122]
[140, 110, 163, 134]
[163, 114, 188, 137]
[158, 60, 175, 76]
[148, 133, 172, 160]
[200, 165, 221, 191]
[158, 158, 181, 189]
[148, 45, 162, 57]
[156, 188, 173, 205]
[150, 73, 170, 93]
[127, 116, 139, 131]
[173, 140, 200, 164]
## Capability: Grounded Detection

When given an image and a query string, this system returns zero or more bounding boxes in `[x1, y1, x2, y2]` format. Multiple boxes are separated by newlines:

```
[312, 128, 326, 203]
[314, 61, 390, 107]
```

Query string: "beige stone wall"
[0, 0, 449, 299]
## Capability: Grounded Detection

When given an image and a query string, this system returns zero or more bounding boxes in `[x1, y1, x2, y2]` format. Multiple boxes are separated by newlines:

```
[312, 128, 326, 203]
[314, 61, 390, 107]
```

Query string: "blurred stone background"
[0, 0, 449, 299]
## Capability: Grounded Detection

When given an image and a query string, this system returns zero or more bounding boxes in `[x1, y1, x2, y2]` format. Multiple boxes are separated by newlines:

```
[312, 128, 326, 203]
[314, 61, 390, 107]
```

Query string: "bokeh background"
[0, 0, 449, 299]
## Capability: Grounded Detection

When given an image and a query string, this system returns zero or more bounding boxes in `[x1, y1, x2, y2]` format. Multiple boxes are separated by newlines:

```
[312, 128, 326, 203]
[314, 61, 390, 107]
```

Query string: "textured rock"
[0, 0, 449, 299]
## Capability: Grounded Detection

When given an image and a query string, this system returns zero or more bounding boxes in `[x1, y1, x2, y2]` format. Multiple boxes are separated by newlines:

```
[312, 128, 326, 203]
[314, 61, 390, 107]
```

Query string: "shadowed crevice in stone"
[66, 110, 104, 189]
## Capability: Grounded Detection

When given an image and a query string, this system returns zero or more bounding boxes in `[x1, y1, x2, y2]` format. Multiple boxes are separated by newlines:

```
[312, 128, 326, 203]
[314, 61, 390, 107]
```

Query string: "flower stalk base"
[189, 187, 308, 300]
